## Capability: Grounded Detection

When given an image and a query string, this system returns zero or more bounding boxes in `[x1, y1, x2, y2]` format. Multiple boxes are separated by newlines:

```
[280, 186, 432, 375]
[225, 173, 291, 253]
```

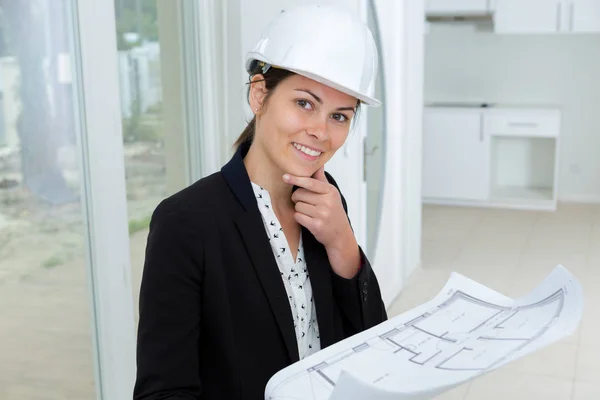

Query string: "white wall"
[369, 0, 424, 307]
[424, 24, 600, 202]
[402, 0, 424, 287]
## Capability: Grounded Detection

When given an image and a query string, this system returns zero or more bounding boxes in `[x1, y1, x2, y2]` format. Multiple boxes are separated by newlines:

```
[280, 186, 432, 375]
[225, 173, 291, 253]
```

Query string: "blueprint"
[264, 265, 584, 400]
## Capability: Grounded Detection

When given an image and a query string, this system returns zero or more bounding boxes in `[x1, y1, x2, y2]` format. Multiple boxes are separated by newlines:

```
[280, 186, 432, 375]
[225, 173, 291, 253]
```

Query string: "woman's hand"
[284, 167, 361, 279]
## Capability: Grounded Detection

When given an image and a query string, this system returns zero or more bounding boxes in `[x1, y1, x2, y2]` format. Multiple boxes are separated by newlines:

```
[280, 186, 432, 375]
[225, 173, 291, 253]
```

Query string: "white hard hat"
[245, 4, 381, 107]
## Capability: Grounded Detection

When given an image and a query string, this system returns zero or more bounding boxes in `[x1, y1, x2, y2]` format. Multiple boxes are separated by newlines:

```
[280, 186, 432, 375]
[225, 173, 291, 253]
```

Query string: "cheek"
[280, 110, 306, 138]
[261, 107, 301, 145]
[267, 102, 304, 138]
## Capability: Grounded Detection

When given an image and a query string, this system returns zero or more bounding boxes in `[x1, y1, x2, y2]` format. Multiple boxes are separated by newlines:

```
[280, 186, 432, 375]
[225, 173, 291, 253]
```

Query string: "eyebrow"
[295, 89, 356, 113]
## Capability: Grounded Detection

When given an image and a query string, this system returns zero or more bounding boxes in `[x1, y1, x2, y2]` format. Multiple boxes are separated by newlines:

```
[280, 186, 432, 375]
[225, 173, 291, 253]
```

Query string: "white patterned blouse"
[251, 182, 321, 360]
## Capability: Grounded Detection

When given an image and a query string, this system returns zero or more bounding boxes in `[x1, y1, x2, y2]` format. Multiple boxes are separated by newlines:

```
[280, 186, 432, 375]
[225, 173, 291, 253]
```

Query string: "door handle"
[363, 143, 378, 181]
[480, 115, 485, 142]
[365, 145, 379, 156]
[363, 138, 367, 181]
[508, 122, 539, 128]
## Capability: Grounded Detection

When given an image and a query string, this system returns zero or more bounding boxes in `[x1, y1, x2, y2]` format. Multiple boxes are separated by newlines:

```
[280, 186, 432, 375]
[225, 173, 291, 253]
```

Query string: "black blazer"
[134, 141, 387, 400]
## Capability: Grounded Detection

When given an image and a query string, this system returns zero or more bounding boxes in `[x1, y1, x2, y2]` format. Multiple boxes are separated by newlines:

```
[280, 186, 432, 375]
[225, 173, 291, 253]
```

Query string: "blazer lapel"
[302, 227, 336, 349]
[221, 143, 300, 363]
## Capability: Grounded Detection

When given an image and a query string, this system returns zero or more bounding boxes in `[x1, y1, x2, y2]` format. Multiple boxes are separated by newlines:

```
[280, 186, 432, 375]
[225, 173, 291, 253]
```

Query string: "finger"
[312, 166, 328, 182]
[294, 201, 318, 218]
[283, 174, 330, 194]
[291, 188, 322, 205]
[294, 212, 316, 231]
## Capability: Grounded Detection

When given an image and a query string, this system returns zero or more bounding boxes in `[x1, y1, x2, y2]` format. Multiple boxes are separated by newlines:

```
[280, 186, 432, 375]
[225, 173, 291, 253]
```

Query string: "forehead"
[280, 74, 357, 105]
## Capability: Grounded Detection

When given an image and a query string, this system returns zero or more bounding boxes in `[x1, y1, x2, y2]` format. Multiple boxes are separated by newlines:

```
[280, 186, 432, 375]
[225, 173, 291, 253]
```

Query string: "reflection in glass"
[0, 0, 95, 398]
[114, 0, 171, 316]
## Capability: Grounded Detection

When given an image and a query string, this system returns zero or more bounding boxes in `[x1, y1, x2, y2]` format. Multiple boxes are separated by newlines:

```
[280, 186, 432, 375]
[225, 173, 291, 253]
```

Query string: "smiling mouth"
[292, 142, 323, 157]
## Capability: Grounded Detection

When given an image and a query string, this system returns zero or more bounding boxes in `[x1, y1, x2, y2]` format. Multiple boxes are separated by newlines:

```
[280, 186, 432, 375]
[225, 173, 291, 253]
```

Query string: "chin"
[287, 164, 313, 177]
[280, 160, 316, 177]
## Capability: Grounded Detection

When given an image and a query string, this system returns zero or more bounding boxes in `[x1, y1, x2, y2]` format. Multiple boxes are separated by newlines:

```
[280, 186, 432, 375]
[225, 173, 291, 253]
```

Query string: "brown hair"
[233, 64, 297, 149]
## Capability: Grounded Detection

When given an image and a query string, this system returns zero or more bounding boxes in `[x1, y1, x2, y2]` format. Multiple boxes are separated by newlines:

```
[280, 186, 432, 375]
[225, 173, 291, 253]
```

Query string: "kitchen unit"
[423, 105, 561, 211]
[425, 0, 494, 16]
[495, 0, 600, 34]
[425, 0, 600, 34]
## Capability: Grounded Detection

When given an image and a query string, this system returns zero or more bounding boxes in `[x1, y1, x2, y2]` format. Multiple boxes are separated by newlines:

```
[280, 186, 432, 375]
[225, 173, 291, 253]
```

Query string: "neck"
[243, 142, 294, 213]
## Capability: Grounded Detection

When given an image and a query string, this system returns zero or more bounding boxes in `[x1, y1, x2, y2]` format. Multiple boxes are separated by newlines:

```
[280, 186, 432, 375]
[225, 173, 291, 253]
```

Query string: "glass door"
[365, 0, 387, 261]
[0, 0, 224, 398]
[0, 0, 98, 397]
[0, 0, 134, 398]
[113, 0, 182, 320]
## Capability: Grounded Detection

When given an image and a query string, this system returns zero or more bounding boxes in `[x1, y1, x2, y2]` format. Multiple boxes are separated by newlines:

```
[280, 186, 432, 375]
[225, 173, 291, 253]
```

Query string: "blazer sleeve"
[134, 198, 203, 400]
[324, 172, 388, 334]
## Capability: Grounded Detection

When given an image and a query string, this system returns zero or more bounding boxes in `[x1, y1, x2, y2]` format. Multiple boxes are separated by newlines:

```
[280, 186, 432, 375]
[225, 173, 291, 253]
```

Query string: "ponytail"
[234, 116, 256, 150]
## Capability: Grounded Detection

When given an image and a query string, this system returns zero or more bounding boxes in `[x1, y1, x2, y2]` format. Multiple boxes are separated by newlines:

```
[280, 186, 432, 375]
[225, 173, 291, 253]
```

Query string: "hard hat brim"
[286, 67, 382, 107]
[245, 54, 381, 107]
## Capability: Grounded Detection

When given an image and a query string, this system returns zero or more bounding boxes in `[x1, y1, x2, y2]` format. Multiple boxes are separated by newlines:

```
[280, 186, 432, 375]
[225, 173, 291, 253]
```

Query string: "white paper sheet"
[264, 265, 584, 400]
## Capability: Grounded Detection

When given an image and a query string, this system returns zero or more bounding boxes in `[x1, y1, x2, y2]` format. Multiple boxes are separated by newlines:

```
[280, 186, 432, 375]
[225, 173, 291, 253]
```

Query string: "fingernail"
[283, 174, 290, 182]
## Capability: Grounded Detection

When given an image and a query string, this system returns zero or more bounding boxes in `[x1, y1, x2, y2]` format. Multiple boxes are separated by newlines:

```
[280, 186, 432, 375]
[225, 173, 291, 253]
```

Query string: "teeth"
[293, 143, 322, 157]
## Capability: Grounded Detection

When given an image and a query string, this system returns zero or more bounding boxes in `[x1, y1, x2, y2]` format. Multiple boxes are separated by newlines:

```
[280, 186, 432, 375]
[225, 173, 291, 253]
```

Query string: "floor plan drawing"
[265, 265, 583, 400]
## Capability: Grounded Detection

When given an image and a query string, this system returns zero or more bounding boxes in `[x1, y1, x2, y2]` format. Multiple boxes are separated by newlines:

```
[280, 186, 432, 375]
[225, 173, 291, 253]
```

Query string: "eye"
[296, 99, 313, 110]
[331, 113, 349, 123]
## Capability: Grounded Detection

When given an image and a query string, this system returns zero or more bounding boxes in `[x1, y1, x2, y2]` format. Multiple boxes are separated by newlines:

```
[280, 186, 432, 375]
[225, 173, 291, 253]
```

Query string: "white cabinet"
[571, 0, 600, 33]
[422, 106, 561, 211]
[495, 0, 565, 34]
[426, 0, 492, 16]
[495, 0, 600, 34]
[422, 109, 490, 201]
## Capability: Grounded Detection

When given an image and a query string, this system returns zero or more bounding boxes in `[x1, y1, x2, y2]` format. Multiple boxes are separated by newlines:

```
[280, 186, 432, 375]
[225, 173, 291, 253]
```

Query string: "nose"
[306, 116, 329, 141]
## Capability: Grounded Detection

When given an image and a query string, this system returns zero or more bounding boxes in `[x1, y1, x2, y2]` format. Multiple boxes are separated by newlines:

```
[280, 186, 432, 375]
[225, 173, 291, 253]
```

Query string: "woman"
[134, 4, 387, 399]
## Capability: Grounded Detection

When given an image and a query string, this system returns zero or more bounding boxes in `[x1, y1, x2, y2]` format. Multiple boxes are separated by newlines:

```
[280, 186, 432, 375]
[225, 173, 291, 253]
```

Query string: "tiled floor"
[388, 203, 600, 400]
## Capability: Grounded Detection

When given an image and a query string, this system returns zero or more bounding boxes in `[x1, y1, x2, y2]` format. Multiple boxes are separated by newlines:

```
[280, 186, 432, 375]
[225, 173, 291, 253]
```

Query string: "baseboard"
[558, 194, 600, 204]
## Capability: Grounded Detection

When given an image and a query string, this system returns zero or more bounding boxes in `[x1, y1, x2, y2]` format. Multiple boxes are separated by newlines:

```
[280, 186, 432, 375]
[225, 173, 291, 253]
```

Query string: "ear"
[249, 74, 268, 115]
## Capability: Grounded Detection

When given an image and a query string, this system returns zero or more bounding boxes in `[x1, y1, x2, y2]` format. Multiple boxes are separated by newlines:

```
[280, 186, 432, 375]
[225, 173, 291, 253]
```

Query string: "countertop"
[424, 102, 562, 111]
